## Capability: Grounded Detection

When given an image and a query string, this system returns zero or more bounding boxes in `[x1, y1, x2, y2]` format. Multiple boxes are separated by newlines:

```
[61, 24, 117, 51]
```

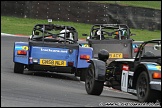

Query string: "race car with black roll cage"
[13, 21, 93, 81]
[82, 24, 143, 60]
[85, 39, 161, 103]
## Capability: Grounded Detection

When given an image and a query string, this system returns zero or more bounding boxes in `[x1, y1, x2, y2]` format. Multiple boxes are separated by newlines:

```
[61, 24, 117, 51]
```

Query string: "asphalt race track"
[1, 35, 139, 107]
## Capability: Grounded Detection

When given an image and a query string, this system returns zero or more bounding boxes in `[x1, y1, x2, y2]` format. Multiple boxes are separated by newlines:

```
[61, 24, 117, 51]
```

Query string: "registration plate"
[40, 59, 66, 66]
[109, 53, 123, 58]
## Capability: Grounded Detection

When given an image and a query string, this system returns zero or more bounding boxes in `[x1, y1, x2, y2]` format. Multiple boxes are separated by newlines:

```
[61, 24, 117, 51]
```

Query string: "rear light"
[17, 50, 27, 55]
[122, 64, 129, 71]
[134, 48, 139, 53]
[80, 54, 90, 60]
[123, 54, 129, 58]
[152, 72, 161, 79]
[68, 62, 74, 66]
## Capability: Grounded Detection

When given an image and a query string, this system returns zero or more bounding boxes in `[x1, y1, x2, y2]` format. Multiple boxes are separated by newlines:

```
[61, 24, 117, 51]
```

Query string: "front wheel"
[14, 62, 24, 74]
[136, 71, 159, 102]
[85, 63, 104, 95]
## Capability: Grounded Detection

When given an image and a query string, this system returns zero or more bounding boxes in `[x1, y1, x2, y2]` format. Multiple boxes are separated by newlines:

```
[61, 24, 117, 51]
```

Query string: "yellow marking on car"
[156, 66, 161, 70]
[109, 53, 123, 58]
[82, 44, 89, 47]
[40, 59, 66, 66]
[22, 46, 29, 50]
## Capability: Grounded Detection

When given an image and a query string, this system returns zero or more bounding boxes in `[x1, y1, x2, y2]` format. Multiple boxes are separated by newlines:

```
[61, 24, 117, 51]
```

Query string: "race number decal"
[121, 65, 129, 92]
[22, 46, 29, 50]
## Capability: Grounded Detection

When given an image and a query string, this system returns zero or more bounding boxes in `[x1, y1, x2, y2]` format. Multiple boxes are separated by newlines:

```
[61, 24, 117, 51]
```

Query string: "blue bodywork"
[13, 42, 93, 69]
[14, 42, 29, 64]
[13, 24, 94, 81]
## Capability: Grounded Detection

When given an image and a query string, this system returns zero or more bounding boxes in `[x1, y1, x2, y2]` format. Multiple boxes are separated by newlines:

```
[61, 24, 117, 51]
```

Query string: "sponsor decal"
[15, 46, 28, 50]
[150, 81, 161, 85]
[147, 64, 161, 71]
[132, 44, 138, 48]
[40, 48, 68, 53]
[15, 46, 22, 50]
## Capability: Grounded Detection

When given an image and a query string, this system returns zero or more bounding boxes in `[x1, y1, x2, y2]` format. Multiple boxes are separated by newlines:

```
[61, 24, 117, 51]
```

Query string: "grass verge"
[1, 16, 161, 41]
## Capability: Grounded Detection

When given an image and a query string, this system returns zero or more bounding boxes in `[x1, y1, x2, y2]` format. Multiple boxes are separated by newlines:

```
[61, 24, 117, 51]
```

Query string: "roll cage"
[89, 24, 132, 40]
[135, 39, 161, 64]
[30, 24, 78, 43]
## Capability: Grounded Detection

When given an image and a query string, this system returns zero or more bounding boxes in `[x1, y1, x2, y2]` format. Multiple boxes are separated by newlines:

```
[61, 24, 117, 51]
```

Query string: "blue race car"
[13, 23, 93, 81]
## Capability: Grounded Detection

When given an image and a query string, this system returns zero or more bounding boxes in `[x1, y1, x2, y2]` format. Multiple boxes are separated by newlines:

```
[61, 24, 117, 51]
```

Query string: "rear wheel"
[85, 63, 104, 95]
[14, 62, 24, 74]
[136, 71, 159, 102]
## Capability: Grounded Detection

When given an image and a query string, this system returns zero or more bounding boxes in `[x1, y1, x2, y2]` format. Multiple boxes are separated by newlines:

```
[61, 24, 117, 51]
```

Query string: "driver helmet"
[119, 28, 127, 36]
[95, 30, 105, 40]
[97, 30, 102, 35]
[114, 28, 127, 39]
[59, 29, 73, 40]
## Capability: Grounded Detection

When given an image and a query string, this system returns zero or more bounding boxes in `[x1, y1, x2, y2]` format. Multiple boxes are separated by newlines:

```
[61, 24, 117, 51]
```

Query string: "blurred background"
[1, 1, 161, 31]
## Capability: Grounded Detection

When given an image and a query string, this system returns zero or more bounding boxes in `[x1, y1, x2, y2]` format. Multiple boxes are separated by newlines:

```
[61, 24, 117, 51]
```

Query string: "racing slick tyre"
[14, 62, 24, 74]
[85, 63, 104, 96]
[136, 71, 160, 102]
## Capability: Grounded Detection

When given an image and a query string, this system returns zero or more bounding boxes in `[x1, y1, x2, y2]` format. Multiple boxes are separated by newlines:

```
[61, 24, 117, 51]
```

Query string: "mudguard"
[88, 59, 106, 81]
[13, 42, 29, 64]
[145, 63, 161, 91]
[77, 47, 93, 68]
[135, 62, 161, 91]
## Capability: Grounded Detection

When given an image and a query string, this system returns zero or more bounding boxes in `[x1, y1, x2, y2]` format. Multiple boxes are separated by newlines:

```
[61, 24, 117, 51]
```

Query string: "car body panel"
[77, 47, 93, 68]
[13, 42, 29, 64]
[13, 23, 93, 76]
[88, 39, 133, 60]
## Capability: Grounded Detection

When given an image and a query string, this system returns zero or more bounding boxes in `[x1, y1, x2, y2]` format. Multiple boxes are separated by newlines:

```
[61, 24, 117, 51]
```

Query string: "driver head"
[59, 29, 73, 40]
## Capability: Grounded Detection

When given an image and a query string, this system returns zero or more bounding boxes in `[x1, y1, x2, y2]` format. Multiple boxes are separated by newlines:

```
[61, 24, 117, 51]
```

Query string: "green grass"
[1, 16, 161, 41]
[90, 1, 161, 10]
